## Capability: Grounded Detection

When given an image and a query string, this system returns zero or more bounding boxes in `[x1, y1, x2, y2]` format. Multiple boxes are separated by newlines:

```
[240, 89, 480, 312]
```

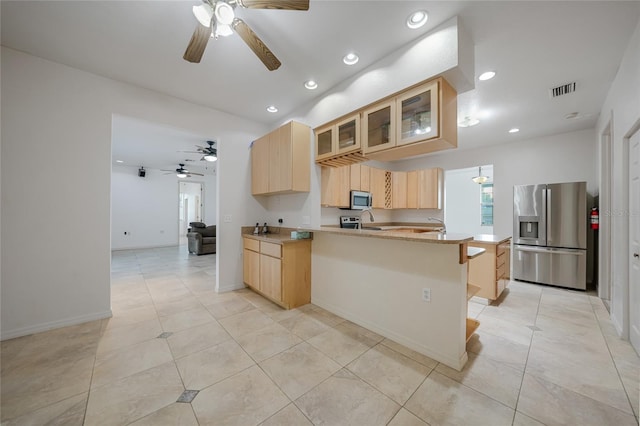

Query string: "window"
[481, 183, 493, 226]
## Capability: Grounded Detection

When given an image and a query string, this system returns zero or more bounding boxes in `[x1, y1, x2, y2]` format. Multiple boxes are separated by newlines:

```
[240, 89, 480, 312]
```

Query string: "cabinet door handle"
[634, 253, 639, 258]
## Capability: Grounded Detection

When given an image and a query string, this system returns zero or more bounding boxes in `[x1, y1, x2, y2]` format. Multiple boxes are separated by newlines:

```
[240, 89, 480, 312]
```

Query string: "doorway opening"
[179, 181, 204, 245]
[600, 122, 613, 311]
[444, 165, 494, 235]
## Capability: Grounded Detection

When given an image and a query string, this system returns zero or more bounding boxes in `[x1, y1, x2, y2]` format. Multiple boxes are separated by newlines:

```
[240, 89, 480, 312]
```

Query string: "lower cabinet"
[468, 238, 511, 300]
[242, 237, 311, 309]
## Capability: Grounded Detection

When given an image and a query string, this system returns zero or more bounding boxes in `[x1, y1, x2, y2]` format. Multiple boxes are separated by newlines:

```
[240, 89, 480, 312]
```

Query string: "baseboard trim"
[1, 310, 113, 341]
[111, 244, 179, 252]
[312, 296, 467, 371]
[216, 282, 245, 293]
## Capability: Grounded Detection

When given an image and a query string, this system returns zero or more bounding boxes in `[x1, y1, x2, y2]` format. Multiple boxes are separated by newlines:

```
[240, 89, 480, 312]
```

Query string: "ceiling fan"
[161, 164, 205, 178]
[179, 140, 218, 162]
[183, 0, 310, 70]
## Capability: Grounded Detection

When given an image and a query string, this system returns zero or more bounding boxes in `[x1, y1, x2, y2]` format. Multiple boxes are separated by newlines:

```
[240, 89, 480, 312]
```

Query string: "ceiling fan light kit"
[162, 163, 206, 178]
[183, 0, 310, 69]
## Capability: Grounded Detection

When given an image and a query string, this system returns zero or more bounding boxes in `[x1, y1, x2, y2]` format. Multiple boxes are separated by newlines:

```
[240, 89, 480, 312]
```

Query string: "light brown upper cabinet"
[349, 164, 370, 192]
[391, 172, 408, 209]
[362, 100, 396, 155]
[320, 166, 350, 208]
[251, 133, 270, 195]
[406, 168, 443, 210]
[396, 80, 439, 146]
[251, 121, 311, 196]
[366, 78, 456, 161]
[315, 114, 361, 162]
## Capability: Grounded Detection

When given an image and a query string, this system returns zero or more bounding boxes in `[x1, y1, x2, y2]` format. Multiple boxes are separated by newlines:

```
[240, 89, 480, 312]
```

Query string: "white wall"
[111, 165, 216, 250]
[1, 47, 268, 339]
[394, 128, 597, 238]
[596, 18, 640, 337]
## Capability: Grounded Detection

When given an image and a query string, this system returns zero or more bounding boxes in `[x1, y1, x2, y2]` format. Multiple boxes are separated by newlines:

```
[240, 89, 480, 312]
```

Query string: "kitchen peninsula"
[309, 226, 475, 371]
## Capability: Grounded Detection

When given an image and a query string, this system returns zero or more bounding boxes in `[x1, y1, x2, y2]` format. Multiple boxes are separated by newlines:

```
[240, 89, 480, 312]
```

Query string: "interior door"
[629, 129, 640, 354]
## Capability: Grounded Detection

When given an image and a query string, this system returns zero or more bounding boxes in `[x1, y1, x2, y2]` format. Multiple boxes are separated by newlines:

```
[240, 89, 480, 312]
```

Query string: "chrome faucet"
[427, 217, 446, 234]
[358, 208, 375, 230]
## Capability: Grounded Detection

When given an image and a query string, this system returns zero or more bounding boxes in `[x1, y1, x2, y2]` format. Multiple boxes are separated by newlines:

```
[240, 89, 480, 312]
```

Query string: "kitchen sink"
[366, 226, 442, 233]
[386, 228, 438, 233]
[359, 226, 443, 234]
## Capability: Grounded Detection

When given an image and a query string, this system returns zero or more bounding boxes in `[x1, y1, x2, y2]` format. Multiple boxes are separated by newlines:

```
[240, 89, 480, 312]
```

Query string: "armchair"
[187, 222, 216, 255]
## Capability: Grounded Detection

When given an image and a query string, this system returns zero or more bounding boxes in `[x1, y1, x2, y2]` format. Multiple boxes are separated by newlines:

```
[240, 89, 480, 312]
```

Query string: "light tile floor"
[1, 246, 638, 425]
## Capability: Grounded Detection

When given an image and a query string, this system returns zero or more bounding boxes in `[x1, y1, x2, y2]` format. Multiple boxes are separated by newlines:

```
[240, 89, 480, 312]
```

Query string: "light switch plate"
[223, 214, 232, 223]
[422, 288, 431, 302]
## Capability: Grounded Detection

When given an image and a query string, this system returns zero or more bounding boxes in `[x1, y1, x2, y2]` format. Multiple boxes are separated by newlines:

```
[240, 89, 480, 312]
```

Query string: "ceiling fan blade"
[236, 0, 309, 10]
[183, 23, 211, 63]
[190, 172, 205, 176]
[232, 18, 281, 71]
[177, 150, 203, 154]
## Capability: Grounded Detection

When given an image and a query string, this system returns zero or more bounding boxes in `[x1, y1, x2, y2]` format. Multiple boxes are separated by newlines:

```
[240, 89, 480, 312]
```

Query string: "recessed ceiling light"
[304, 80, 318, 90]
[457, 117, 480, 128]
[116, 160, 124, 163]
[509, 128, 520, 133]
[478, 71, 496, 81]
[266, 105, 278, 113]
[343, 52, 359, 65]
[407, 10, 428, 29]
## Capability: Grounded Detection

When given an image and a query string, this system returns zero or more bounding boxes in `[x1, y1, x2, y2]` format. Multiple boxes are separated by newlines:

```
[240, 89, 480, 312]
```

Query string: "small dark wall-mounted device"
[138, 167, 146, 178]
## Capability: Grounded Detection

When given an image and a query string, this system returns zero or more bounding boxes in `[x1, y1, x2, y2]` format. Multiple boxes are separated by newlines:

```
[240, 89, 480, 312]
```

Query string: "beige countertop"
[241, 227, 313, 245]
[311, 226, 473, 245]
[471, 234, 512, 245]
[467, 247, 486, 259]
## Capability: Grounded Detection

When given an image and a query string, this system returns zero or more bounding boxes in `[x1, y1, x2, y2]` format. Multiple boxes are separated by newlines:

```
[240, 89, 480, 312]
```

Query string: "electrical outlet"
[422, 288, 431, 302]
[223, 214, 232, 223]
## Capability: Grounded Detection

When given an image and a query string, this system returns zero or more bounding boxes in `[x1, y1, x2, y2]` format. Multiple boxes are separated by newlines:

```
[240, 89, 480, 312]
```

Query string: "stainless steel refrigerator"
[513, 181, 587, 290]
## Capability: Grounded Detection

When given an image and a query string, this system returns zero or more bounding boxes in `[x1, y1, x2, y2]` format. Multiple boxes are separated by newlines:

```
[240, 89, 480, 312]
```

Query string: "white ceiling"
[111, 115, 217, 174]
[2, 1, 639, 169]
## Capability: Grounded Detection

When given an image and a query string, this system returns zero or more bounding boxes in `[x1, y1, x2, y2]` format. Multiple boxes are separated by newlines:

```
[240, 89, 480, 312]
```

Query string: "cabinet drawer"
[260, 241, 282, 258]
[497, 242, 509, 257]
[497, 261, 506, 280]
[497, 277, 507, 297]
[497, 251, 506, 268]
[244, 238, 260, 252]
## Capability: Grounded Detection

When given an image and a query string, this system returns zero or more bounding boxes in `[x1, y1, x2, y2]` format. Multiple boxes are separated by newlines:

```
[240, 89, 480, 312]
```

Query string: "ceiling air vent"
[549, 82, 577, 98]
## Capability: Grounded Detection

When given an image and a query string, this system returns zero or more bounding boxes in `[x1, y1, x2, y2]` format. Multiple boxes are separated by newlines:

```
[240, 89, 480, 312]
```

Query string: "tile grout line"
[589, 296, 639, 420]
[510, 284, 544, 425]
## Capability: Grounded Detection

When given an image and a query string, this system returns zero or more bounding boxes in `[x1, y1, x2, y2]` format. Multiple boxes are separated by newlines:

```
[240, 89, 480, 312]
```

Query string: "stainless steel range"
[340, 216, 360, 229]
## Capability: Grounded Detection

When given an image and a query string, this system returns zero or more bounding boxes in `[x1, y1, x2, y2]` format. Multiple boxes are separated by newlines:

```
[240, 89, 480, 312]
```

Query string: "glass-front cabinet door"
[362, 100, 396, 154]
[396, 80, 439, 146]
[336, 114, 360, 154]
[315, 125, 336, 161]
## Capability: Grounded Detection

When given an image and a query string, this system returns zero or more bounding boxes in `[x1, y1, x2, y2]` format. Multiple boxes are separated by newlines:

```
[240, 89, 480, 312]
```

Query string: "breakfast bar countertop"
[472, 234, 512, 244]
[312, 226, 474, 245]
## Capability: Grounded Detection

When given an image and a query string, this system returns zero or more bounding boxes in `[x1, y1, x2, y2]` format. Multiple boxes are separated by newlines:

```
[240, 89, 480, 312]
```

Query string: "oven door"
[350, 191, 371, 210]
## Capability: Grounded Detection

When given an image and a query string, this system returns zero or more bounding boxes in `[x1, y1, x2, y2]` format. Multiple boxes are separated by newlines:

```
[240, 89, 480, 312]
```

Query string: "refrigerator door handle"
[515, 245, 585, 256]
[545, 187, 551, 245]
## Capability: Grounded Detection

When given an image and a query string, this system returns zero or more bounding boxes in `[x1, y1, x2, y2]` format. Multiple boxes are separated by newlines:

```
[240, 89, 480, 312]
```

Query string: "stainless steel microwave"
[350, 190, 372, 210]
